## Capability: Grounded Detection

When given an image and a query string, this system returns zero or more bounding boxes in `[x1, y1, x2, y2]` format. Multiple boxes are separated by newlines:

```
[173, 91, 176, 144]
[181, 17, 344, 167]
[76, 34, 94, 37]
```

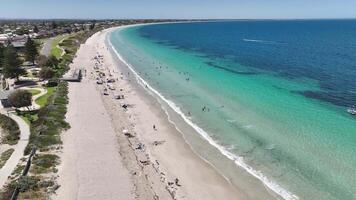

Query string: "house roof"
[12, 41, 26, 48]
[0, 90, 13, 100]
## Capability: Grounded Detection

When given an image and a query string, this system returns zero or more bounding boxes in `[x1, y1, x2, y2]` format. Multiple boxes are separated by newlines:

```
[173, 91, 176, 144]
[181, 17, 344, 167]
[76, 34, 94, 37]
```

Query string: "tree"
[2, 46, 25, 80]
[39, 67, 55, 80]
[36, 55, 58, 69]
[24, 37, 38, 65]
[46, 55, 59, 68]
[36, 55, 48, 68]
[90, 20, 96, 30]
[8, 90, 32, 110]
[16, 27, 28, 35]
[0, 45, 4, 71]
[51, 21, 57, 29]
[33, 25, 39, 33]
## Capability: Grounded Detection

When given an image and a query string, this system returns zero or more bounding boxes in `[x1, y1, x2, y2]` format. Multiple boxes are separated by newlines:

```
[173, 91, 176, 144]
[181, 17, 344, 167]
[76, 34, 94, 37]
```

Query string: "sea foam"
[108, 28, 299, 200]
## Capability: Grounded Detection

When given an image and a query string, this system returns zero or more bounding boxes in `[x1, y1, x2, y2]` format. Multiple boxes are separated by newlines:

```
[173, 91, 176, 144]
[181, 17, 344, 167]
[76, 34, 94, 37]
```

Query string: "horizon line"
[0, 17, 356, 21]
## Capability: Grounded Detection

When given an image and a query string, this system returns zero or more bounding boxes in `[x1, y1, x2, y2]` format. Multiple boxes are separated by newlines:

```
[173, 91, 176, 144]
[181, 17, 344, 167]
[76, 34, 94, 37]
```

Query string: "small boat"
[347, 105, 356, 115]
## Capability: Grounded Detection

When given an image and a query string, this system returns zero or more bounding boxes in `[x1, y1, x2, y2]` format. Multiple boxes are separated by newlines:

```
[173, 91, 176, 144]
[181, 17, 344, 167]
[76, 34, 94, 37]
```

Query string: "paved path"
[0, 87, 47, 188]
[57, 37, 66, 57]
[19, 87, 47, 111]
[0, 111, 30, 188]
[41, 35, 68, 57]
[40, 38, 54, 56]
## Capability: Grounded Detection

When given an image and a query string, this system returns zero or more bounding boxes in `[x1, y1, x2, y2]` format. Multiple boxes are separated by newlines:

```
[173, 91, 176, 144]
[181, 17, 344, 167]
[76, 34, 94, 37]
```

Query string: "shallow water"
[110, 20, 356, 200]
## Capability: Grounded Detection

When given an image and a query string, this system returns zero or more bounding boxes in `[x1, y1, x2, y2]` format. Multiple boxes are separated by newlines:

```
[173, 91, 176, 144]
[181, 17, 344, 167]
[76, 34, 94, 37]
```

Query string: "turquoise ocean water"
[109, 21, 356, 200]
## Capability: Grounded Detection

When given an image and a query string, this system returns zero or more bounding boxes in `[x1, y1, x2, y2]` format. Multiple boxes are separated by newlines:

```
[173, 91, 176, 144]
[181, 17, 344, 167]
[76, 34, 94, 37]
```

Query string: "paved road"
[40, 38, 54, 56]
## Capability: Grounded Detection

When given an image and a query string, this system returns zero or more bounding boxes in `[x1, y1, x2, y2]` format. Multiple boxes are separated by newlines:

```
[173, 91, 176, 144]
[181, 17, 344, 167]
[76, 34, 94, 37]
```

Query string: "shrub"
[11, 176, 40, 193]
[8, 90, 32, 109]
[0, 148, 15, 168]
[39, 67, 55, 80]
[0, 114, 20, 144]
[31, 154, 59, 174]
[25, 82, 69, 154]
[45, 78, 58, 87]
[36, 55, 48, 68]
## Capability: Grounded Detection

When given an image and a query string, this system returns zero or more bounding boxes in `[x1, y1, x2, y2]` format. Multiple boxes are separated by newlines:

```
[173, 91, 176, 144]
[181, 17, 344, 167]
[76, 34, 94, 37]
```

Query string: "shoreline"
[55, 26, 246, 200]
[108, 24, 299, 200]
[104, 26, 247, 199]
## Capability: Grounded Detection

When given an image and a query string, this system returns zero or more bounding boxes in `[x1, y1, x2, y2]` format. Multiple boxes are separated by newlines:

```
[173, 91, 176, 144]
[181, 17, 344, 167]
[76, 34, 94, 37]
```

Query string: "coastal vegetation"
[0, 114, 20, 145]
[30, 154, 59, 174]
[0, 149, 15, 169]
[25, 82, 69, 154]
[17, 110, 38, 125]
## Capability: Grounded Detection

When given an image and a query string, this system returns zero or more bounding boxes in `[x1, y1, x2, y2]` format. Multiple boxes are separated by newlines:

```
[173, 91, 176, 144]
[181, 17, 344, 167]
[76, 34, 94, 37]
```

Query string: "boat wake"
[108, 29, 299, 200]
[243, 38, 286, 45]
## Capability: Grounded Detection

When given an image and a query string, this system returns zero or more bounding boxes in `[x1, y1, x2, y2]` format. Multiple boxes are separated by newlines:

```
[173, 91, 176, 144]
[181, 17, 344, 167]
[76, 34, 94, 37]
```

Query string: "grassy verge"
[25, 82, 69, 154]
[27, 89, 41, 96]
[0, 114, 20, 145]
[0, 149, 15, 169]
[51, 47, 62, 59]
[50, 34, 74, 59]
[50, 35, 66, 59]
[35, 87, 56, 107]
[17, 110, 39, 125]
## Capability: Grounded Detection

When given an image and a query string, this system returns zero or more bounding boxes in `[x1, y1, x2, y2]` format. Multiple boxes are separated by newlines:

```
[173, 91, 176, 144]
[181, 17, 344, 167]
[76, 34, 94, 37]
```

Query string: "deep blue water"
[139, 20, 356, 107]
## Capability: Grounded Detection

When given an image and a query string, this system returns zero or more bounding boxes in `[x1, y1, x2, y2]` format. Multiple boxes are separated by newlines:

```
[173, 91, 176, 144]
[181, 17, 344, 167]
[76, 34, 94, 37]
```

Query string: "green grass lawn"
[51, 35, 66, 59]
[51, 34, 73, 59]
[28, 89, 41, 96]
[35, 87, 56, 108]
[51, 47, 62, 59]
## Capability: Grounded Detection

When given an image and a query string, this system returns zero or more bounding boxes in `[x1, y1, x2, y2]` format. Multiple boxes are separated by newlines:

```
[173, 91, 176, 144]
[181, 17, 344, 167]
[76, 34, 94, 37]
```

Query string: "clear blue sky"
[1, 0, 356, 19]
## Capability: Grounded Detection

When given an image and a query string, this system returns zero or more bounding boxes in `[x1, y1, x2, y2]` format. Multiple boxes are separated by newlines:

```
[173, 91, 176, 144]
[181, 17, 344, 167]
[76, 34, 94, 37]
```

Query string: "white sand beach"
[55, 27, 247, 200]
